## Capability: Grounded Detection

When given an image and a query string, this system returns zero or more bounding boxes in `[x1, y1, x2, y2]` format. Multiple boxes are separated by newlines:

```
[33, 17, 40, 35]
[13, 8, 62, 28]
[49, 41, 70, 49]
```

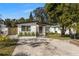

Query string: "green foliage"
[0, 35, 18, 48]
[27, 32, 31, 36]
[0, 35, 9, 42]
[44, 3, 79, 36]
[5, 18, 17, 27]
[31, 32, 35, 36]
[29, 12, 33, 22]
[46, 32, 56, 35]
[33, 7, 49, 23]
[76, 22, 79, 34]
[4, 17, 31, 27]
[0, 35, 18, 56]
[17, 17, 25, 23]
[46, 33, 70, 40]
[19, 32, 23, 36]
[25, 32, 28, 36]
[19, 32, 35, 36]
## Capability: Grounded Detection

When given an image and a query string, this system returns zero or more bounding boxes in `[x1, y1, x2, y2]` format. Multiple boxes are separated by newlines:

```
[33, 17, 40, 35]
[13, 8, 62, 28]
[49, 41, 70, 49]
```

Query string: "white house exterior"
[48, 25, 61, 34]
[17, 22, 63, 36]
[17, 22, 46, 36]
[0, 24, 8, 35]
[17, 22, 37, 35]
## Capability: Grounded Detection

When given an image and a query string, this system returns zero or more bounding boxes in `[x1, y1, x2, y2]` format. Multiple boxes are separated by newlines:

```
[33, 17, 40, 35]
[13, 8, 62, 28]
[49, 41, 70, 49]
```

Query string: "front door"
[39, 26, 43, 36]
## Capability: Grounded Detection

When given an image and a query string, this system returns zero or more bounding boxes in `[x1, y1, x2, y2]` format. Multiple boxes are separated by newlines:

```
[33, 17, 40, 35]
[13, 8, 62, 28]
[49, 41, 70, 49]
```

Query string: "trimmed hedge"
[18, 32, 36, 36]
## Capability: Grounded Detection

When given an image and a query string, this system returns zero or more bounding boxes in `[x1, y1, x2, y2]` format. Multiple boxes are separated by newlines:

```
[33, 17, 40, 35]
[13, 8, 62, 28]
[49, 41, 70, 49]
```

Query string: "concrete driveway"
[12, 38, 79, 56]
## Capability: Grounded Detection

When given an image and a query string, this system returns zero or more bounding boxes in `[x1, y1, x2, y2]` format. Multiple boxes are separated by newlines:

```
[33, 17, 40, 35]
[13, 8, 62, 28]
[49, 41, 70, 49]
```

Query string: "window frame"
[21, 26, 30, 31]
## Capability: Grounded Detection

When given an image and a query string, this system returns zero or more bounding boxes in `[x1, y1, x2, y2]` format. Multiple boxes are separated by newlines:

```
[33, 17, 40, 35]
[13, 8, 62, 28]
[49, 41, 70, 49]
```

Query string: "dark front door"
[39, 27, 42, 33]
[39, 26, 43, 36]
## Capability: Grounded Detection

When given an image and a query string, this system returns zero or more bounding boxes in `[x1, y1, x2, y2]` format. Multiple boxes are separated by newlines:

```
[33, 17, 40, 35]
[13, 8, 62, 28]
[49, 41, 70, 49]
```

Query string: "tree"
[71, 4, 79, 34]
[17, 17, 26, 23]
[4, 18, 17, 27]
[29, 12, 33, 22]
[56, 4, 73, 36]
[45, 3, 60, 24]
[11, 19, 17, 27]
[33, 7, 49, 24]
[5, 18, 12, 27]
[45, 4, 74, 36]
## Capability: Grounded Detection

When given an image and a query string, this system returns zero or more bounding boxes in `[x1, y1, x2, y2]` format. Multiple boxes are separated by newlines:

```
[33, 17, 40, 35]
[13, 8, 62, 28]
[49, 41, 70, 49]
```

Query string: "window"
[21, 26, 30, 31]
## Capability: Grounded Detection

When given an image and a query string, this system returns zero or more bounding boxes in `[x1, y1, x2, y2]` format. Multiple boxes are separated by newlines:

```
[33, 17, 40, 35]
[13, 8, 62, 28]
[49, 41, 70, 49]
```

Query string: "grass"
[0, 45, 16, 56]
[46, 33, 71, 40]
[0, 35, 18, 56]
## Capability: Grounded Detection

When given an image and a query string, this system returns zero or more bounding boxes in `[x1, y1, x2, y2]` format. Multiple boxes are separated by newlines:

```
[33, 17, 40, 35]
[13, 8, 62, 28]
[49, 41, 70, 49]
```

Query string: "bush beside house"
[18, 32, 36, 36]
[0, 35, 18, 56]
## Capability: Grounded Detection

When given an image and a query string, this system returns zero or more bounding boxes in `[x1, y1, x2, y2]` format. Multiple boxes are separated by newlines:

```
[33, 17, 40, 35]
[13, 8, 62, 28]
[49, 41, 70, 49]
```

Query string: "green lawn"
[0, 35, 18, 56]
[0, 45, 16, 56]
[46, 33, 71, 40]
[0, 40, 18, 56]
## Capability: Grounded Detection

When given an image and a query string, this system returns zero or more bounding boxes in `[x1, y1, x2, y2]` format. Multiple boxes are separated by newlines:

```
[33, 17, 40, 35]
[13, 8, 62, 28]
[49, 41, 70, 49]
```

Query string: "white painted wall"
[0, 24, 8, 35]
[65, 29, 69, 35]
[46, 25, 61, 34]
[42, 26, 46, 36]
[48, 25, 74, 35]
[17, 23, 37, 35]
[36, 25, 39, 33]
[30, 25, 36, 33]
[49, 27, 61, 34]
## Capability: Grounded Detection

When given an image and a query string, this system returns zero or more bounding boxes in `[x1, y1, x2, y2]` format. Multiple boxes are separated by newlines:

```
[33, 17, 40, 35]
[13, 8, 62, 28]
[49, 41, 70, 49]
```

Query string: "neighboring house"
[0, 23, 8, 35]
[49, 25, 61, 34]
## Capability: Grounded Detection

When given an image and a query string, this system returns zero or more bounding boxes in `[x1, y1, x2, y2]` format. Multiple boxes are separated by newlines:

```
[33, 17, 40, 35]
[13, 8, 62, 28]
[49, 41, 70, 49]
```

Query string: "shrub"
[19, 32, 23, 36]
[0, 35, 9, 42]
[32, 32, 35, 36]
[25, 32, 28, 36]
[19, 32, 36, 36]
[46, 32, 55, 35]
[27, 32, 31, 36]
[0, 35, 18, 48]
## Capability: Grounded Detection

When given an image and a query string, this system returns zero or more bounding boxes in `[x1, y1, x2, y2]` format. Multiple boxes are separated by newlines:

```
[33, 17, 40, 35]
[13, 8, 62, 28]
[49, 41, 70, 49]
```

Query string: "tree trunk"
[61, 26, 65, 37]
[69, 28, 72, 37]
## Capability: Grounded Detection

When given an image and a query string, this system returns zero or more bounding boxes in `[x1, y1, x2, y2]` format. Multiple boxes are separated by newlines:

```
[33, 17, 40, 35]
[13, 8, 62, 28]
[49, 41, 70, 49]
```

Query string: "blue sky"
[0, 3, 45, 19]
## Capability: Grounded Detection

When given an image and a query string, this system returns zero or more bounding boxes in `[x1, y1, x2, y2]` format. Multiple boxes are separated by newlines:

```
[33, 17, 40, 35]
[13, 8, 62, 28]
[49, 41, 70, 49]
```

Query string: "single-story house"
[17, 21, 48, 36]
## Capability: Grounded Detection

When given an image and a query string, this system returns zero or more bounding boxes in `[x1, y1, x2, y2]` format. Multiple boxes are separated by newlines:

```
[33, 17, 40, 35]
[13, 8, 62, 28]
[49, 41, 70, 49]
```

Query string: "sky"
[0, 3, 45, 19]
